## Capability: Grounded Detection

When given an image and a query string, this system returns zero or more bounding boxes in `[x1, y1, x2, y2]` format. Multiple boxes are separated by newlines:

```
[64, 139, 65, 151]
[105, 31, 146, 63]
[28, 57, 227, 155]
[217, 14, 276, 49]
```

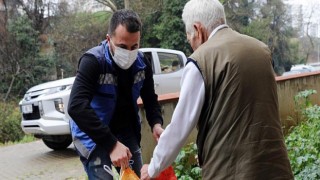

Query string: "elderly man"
[141, 0, 293, 179]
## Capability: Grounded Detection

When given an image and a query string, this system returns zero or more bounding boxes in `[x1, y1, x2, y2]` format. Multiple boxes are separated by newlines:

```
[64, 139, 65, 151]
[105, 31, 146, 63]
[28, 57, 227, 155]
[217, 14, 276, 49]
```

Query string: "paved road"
[0, 140, 86, 180]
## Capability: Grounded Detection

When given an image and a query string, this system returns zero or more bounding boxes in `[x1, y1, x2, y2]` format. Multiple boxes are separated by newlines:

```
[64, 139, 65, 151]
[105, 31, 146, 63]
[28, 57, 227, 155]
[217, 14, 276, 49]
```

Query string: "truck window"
[157, 52, 184, 74]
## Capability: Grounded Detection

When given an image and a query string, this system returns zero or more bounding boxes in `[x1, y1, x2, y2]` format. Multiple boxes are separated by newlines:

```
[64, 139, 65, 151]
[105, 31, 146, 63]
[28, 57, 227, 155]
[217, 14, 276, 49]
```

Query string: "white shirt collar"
[208, 24, 229, 39]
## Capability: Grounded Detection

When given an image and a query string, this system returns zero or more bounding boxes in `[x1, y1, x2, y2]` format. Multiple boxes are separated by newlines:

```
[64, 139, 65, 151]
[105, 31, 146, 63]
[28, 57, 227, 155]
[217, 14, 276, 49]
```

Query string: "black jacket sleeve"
[140, 54, 164, 130]
[68, 54, 117, 153]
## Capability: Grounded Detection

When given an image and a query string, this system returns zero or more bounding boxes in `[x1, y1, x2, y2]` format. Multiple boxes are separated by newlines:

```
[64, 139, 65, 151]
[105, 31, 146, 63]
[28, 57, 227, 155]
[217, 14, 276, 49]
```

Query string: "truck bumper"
[20, 90, 71, 135]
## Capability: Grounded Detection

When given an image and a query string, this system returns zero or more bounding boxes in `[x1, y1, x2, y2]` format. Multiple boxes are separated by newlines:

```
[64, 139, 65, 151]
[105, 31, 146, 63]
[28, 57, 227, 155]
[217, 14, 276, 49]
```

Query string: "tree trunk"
[3, 62, 20, 102]
[124, 0, 129, 9]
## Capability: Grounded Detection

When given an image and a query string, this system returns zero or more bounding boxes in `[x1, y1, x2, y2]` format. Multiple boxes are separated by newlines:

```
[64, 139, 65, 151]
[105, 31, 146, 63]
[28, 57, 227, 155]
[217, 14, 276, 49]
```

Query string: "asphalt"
[0, 140, 86, 180]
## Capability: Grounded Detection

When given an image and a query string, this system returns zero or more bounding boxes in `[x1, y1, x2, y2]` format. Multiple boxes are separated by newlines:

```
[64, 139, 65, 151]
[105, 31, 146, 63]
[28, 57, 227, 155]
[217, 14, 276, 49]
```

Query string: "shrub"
[173, 142, 202, 179]
[0, 101, 25, 143]
[285, 90, 320, 179]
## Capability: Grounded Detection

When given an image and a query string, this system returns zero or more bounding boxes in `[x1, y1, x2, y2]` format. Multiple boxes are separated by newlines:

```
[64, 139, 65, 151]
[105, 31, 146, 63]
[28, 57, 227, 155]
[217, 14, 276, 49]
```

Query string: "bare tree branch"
[15, 0, 50, 34]
[95, 0, 117, 12]
[3, 61, 20, 102]
[303, 3, 318, 63]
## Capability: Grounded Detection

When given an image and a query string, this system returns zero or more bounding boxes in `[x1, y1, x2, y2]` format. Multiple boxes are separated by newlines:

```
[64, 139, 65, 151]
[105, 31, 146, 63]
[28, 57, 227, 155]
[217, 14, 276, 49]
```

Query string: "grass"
[0, 135, 38, 147]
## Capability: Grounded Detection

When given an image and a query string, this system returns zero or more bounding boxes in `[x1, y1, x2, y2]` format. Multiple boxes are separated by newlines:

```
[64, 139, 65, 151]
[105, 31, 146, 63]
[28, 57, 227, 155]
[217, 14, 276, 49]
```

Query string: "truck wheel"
[42, 135, 72, 150]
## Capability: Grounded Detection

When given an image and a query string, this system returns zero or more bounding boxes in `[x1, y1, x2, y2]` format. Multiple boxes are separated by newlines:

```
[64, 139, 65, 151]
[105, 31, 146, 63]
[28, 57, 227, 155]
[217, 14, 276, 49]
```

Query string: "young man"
[141, 0, 293, 179]
[68, 9, 164, 179]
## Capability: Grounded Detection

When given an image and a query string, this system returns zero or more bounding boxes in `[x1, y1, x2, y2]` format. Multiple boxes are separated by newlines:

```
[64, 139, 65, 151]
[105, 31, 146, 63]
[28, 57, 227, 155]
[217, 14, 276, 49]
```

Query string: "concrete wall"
[139, 71, 320, 162]
[276, 71, 320, 132]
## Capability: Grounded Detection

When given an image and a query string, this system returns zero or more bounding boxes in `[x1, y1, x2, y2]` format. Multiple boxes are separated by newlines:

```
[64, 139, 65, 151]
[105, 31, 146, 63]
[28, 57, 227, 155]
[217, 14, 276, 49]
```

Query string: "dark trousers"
[79, 132, 142, 180]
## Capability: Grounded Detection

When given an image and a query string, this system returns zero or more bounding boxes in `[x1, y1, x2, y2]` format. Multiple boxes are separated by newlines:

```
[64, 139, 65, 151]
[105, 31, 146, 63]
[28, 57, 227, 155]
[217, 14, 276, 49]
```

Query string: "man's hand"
[152, 123, 164, 142]
[110, 141, 132, 168]
[140, 164, 151, 180]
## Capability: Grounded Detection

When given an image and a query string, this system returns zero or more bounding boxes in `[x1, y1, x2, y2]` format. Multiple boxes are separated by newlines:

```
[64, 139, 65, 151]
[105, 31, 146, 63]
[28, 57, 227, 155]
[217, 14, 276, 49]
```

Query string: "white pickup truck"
[19, 48, 187, 150]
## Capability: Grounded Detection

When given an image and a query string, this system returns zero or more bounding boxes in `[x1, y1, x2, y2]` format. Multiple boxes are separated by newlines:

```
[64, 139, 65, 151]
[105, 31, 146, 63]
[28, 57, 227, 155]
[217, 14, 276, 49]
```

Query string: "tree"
[50, 10, 112, 77]
[300, 2, 319, 64]
[141, 0, 192, 55]
[237, 0, 294, 74]
[1, 15, 55, 100]
[95, 0, 117, 11]
[223, 0, 255, 32]
[0, 0, 59, 100]
[295, 5, 304, 37]
[15, 0, 51, 35]
[263, 0, 294, 74]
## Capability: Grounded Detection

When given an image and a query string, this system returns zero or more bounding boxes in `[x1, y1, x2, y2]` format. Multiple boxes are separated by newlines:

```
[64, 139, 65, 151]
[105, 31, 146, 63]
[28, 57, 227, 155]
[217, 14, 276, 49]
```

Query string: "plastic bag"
[155, 166, 177, 180]
[119, 167, 139, 180]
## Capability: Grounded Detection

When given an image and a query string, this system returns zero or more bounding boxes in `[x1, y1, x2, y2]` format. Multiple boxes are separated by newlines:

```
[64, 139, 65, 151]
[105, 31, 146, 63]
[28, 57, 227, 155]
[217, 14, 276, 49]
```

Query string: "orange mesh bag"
[155, 166, 177, 180]
[119, 167, 139, 180]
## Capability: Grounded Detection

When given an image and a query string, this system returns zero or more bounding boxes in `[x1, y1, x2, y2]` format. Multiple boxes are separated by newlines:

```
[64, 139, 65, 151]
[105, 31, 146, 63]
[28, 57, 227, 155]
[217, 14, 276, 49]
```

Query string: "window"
[157, 52, 183, 73]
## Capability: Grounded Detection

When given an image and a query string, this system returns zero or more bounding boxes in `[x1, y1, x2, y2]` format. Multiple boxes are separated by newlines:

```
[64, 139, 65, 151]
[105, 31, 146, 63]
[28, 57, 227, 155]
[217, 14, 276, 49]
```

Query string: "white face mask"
[109, 40, 139, 70]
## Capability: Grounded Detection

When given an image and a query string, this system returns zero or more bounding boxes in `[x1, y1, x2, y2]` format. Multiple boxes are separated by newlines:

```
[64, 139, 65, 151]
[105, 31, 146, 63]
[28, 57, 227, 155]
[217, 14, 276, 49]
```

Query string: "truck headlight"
[54, 98, 65, 114]
[48, 85, 72, 95]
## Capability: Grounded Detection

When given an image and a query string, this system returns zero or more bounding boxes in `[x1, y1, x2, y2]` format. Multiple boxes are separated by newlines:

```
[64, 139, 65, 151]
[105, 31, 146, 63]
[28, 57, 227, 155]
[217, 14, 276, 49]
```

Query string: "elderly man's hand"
[140, 164, 151, 180]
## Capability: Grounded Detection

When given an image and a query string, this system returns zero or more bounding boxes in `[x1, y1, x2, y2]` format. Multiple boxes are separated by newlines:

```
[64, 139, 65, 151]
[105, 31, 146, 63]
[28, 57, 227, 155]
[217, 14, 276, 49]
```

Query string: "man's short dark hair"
[108, 9, 142, 36]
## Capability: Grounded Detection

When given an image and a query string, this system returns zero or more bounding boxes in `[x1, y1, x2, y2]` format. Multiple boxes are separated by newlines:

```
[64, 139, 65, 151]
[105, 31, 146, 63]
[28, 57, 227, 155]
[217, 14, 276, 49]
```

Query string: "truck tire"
[42, 135, 72, 150]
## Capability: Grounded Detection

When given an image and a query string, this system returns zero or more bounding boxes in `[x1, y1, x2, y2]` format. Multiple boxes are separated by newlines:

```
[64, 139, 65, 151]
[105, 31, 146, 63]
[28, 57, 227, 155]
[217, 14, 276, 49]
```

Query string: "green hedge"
[174, 142, 201, 179]
[0, 102, 24, 143]
[285, 90, 320, 179]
